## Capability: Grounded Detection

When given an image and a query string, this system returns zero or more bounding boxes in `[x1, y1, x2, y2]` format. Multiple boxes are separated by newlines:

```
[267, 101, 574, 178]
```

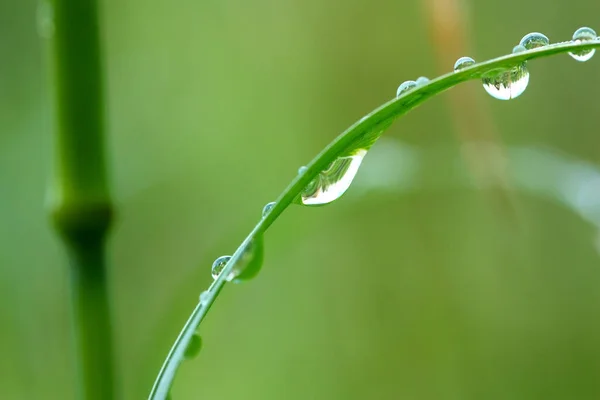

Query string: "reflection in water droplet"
[262, 202, 276, 218]
[416, 76, 429, 85]
[482, 64, 529, 100]
[199, 290, 210, 305]
[299, 149, 368, 206]
[211, 255, 232, 280]
[298, 166, 308, 175]
[184, 334, 202, 359]
[396, 80, 417, 97]
[569, 27, 597, 62]
[519, 32, 549, 50]
[512, 44, 527, 54]
[453, 56, 475, 71]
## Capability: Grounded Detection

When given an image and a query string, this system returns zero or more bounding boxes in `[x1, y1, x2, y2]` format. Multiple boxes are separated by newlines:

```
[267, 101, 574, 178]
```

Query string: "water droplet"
[299, 149, 367, 206]
[261, 201, 276, 218]
[233, 237, 264, 282]
[569, 27, 597, 62]
[211, 255, 233, 280]
[184, 334, 202, 359]
[298, 166, 308, 175]
[396, 80, 417, 97]
[416, 76, 429, 85]
[199, 290, 210, 305]
[519, 32, 549, 50]
[482, 64, 529, 100]
[453, 56, 475, 71]
[512, 44, 527, 54]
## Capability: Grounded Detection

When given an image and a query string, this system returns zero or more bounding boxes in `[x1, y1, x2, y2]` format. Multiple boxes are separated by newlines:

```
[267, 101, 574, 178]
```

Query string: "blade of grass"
[149, 39, 600, 399]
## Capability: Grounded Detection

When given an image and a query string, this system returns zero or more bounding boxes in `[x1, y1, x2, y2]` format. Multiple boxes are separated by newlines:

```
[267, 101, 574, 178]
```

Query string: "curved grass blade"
[149, 39, 600, 399]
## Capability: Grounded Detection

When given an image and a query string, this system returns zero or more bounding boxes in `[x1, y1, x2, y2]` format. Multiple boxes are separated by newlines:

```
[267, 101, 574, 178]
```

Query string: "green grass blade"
[149, 39, 600, 399]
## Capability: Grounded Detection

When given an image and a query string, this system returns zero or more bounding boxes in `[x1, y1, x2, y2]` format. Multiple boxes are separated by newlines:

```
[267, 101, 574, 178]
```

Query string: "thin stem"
[45, 0, 115, 398]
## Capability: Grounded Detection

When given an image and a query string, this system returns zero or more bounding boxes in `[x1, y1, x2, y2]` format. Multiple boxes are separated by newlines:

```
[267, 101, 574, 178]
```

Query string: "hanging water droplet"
[416, 76, 429, 85]
[262, 202, 276, 218]
[211, 255, 233, 280]
[453, 56, 475, 71]
[396, 80, 417, 97]
[519, 32, 550, 50]
[233, 237, 264, 282]
[569, 27, 597, 62]
[299, 149, 367, 206]
[184, 334, 202, 359]
[199, 290, 210, 305]
[482, 64, 529, 100]
[512, 44, 527, 54]
[298, 166, 308, 175]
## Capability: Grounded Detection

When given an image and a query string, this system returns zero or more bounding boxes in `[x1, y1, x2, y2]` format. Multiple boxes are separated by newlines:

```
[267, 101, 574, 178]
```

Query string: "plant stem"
[46, 0, 115, 398]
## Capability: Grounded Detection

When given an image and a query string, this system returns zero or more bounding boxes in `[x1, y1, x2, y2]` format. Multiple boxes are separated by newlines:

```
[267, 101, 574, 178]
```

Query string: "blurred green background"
[2, 0, 600, 398]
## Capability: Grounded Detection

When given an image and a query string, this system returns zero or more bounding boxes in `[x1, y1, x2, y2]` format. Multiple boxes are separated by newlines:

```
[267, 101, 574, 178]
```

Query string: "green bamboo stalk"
[45, 0, 115, 398]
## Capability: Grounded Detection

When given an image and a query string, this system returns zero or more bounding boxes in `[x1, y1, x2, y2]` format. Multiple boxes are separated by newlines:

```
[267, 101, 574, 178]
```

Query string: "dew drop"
[519, 32, 550, 50]
[298, 166, 308, 175]
[233, 237, 264, 282]
[262, 201, 276, 218]
[199, 290, 210, 305]
[569, 27, 597, 62]
[416, 76, 429, 85]
[184, 334, 202, 360]
[299, 149, 367, 206]
[482, 64, 529, 100]
[453, 56, 475, 71]
[396, 80, 417, 97]
[512, 44, 527, 54]
[211, 255, 233, 280]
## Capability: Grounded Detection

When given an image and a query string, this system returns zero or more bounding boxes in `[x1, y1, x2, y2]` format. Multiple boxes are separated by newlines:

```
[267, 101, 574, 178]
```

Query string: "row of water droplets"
[207, 27, 599, 286]
[196, 27, 599, 361]
[397, 27, 597, 101]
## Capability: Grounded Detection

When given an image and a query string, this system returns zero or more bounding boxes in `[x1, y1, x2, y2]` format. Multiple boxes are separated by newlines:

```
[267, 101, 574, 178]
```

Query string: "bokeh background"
[2, 0, 600, 398]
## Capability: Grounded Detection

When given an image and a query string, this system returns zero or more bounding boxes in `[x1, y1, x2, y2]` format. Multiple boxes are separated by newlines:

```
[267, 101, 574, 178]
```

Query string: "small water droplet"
[299, 149, 367, 205]
[298, 166, 308, 175]
[512, 44, 527, 54]
[453, 56, 475, 71]
[569, 27, 597, 62]
[416, 76, 429, 85]
[482, 64, 529, 100]
[262, 202, 276, 218]
[199, 290, 210, 305]
[396, 80, 417, 97]
[519, 32, 550, 50]
[184, 334, 202, 359]
[211, 255, 233, 280]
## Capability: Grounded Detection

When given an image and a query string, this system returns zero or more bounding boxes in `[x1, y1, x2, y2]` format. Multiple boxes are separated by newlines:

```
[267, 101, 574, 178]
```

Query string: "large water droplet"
[453, 56, 475, 71]
[299, 149, 367, 206]
[184, 334, 202, 359]
[482, 64, 529, 100]
[396, 80, 417, 97]
[519, 32, 550, 50]
[416, 76, 429, 85]
[262, 202, 276, 218]
[569, 27, 597, 62]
